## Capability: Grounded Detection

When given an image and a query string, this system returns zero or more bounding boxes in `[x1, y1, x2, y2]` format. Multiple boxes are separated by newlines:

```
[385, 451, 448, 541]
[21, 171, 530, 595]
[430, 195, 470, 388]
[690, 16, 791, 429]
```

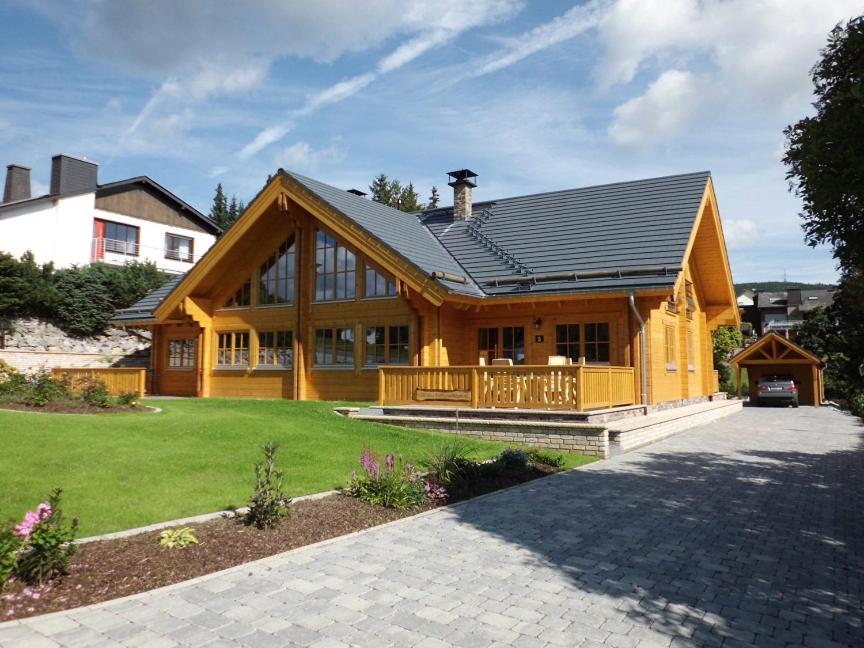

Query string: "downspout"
[628, 292, 649, 406]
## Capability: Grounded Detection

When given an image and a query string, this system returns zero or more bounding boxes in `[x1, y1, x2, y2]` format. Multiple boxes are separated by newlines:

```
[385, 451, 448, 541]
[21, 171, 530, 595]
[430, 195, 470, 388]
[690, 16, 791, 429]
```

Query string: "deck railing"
[379, 364, 636, 411]
[711, 369, 720, 394]
[52, 368, 147, 397]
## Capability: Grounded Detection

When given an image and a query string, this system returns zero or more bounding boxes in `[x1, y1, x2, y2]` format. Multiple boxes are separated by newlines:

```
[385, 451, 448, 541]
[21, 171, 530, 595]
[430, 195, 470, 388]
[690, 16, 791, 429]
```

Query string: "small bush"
[0, 524, 21, 590]
[244, 441, 292, 529]
[116, 392, 139, 407]
[496, 447, 528, 470]
[421, 440, 480, 485]
[14, 489, 78, 585]
[524, 449, 565, 468]
[158, 527, 198, 549]
[347, 449, 427, 509]
[850, 390, 864, 418]
[23, 371, 68, 407]
[78, 378, 111, 408]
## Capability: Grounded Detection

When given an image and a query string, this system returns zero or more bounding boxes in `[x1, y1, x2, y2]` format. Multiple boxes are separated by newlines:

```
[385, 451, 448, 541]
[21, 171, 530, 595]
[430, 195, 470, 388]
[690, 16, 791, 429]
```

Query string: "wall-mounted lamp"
[533, 317, 543, 330]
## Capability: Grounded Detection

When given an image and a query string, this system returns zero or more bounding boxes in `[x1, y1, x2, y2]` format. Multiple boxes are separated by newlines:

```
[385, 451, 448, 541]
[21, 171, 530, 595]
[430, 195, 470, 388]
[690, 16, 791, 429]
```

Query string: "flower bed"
[1, 444, 563, 621]
[0, 363, 140, 414]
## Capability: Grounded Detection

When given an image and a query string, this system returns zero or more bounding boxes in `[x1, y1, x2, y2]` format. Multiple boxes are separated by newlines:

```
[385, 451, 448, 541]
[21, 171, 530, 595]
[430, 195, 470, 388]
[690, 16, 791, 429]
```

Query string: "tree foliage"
[368, 174, 434, 212]
[783, 15, 864, 407]
[783, 16, 864, 270]
[712, 327, 744, 393]
[0, 252, 167, 336]
[209, 183, 246, 232]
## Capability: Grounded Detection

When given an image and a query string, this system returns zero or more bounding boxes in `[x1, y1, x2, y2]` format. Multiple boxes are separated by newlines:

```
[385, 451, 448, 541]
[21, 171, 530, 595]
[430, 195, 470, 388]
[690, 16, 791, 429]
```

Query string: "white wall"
[0, 194, 216, 273]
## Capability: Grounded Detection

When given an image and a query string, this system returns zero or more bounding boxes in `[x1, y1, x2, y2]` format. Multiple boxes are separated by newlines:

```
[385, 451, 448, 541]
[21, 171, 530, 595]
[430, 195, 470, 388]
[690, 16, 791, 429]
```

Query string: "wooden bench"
[415, 388, 471, 402]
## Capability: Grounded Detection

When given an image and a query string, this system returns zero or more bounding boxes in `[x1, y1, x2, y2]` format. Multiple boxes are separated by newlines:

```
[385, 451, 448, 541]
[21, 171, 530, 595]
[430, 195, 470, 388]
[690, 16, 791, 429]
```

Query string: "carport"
[730, 332, 823, 406]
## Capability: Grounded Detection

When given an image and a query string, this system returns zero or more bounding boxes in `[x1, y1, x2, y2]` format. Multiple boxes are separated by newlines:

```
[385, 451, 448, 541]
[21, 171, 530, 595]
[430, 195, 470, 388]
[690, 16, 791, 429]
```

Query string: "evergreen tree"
[228, 195, 240, 228]
[369, 174, 393, 205]
[210, 183, 229, 230]
[398, 182, 423, 212]
[427, 186, 440, 209]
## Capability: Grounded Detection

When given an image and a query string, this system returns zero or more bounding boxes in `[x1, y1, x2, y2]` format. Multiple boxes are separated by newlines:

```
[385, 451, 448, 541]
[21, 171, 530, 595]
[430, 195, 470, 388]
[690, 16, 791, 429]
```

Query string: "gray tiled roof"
[113, 274, 186, 324]
[421, 171, 709, 296]
[284, 171, 483, 297]
[113, 170, 712, 322]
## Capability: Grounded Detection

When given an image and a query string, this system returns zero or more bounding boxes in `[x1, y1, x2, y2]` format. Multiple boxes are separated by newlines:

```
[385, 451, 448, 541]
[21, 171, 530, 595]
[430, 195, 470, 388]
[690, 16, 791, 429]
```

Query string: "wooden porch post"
[470, 368, 480, 408]
[736, 364, 742, 399]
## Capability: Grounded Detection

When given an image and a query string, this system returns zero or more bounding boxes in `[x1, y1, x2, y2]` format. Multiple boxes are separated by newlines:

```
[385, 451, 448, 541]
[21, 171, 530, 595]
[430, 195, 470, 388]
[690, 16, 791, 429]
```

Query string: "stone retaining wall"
[613, 401, 742, 453]
[360, 416, 610, 458]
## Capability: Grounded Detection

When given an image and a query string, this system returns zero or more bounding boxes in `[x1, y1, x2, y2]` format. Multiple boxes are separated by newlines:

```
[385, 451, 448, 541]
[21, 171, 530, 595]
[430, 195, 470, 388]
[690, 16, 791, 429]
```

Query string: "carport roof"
[730, 332, 822, 367]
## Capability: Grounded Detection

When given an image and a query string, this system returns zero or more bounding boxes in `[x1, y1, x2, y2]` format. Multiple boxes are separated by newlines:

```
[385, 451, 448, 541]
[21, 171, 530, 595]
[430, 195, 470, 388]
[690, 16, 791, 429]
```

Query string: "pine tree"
[228, 195, 239, 227]
[369, 174, 392, 205]
[210, 183, 229, 230]
[427, 186, 440, 209]
[399, 182, 423, 212]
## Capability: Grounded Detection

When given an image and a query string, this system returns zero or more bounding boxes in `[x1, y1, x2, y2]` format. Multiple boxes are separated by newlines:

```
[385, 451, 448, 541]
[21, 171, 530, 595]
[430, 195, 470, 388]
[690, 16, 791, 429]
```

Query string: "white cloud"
[608, 70, 705, 147]
[471, 0, 610, 77]
[723, 219, 760, 250]
[276, 141, 346, 172]
[238, 123, 294, 160]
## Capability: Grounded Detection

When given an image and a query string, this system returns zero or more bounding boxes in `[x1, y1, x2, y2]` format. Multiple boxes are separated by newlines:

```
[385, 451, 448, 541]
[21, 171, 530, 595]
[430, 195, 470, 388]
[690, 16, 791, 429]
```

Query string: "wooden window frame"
[216, 331, 250, 368]
[167, 337, 196, 370]
[314, 327, 355, 368]
[314, 230, 356, 302]
[664, 324, 677, 371]
[258, 237, 296, 306]
[364, 264, 398, 299]
[555, 322, 611, 364]
[477, 326, 525, 365]
[364, 324, 409, 367]
[221, 279, 251, 309]
[257, 330, 293, 369]
[165, 233, 194, 263]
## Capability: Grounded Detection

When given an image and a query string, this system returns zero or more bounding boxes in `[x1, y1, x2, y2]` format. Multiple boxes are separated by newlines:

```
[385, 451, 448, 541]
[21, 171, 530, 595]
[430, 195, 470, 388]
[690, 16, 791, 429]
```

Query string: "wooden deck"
[379, 364, 636, 411]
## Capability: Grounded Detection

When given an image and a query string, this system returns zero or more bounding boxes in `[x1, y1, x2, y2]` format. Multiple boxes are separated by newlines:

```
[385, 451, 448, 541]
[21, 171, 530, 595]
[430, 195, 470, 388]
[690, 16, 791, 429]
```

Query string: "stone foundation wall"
[364, 417, 610, 458]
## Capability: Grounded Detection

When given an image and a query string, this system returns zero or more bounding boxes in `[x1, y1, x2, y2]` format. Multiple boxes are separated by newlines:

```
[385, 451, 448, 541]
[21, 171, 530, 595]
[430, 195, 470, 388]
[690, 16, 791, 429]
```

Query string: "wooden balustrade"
[711, 369, 720, 394]
[379, 364, 635, 411]
[52, 368, 147, 397]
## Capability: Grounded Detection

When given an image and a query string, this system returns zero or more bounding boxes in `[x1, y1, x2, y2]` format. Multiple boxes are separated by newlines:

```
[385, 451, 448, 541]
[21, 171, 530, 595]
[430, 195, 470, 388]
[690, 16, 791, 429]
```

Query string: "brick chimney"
[50, 154, 98, 197]
[3, 164, 31, 203]
[447, 169, 478, 220]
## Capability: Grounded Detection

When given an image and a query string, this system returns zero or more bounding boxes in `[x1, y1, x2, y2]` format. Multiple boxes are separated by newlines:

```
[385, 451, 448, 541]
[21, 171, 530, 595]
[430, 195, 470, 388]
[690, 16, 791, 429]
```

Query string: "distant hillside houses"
[737, 287, 835, 338]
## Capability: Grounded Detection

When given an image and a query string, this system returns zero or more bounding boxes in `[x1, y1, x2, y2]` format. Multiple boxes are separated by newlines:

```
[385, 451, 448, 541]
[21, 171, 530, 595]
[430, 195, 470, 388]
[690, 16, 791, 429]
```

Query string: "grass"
[0, 399, 596, 535]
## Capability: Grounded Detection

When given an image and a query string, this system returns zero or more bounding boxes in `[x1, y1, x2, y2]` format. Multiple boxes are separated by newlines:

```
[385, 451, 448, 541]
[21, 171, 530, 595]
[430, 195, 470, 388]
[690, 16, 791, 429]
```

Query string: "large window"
[98, 219, 139, 256]
[167, 338, 196, 369]
[258, 331, 292, 368]
[477, 326, 524, 364]
[315, 327, 354, 366]
[165, 233, 194, 262]
[315, 231, 356, 301]
[556, 322, 610, 363]
[584, 323, 610, 363]
[555, 324, 580, 361]
[259, 238, 296, 305]
[217, 331, 249, 367]
[365, 266, 397, 298]
[365, 325, 409, 366]
[222, 280, 251, 308]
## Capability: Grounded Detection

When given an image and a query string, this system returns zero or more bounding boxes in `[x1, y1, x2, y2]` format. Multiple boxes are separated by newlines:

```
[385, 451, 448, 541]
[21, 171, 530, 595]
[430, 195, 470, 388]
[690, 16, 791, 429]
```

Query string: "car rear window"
[760, 374, 793, 382]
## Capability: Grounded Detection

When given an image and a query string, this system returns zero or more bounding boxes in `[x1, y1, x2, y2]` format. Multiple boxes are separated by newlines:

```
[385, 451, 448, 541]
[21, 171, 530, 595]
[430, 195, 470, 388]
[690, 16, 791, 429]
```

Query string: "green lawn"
[0, 399, 595, 535]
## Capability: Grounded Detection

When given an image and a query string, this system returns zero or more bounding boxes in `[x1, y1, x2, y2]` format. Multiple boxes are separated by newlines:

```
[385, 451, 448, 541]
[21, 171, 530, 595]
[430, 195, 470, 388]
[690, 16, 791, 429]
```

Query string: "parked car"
[756, 374, 799, 407]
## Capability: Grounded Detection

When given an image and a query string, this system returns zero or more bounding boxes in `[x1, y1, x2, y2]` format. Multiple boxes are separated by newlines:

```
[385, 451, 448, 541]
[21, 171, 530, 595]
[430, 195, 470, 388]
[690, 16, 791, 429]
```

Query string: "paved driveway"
[2, 407, 863, 647]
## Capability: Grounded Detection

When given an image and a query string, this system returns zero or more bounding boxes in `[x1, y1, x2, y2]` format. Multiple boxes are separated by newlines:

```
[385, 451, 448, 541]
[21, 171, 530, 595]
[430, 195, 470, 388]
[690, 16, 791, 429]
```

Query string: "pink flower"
[385, 453, 394, 471]
[14, 502, 52, 539]
[360, 449, 379, 477]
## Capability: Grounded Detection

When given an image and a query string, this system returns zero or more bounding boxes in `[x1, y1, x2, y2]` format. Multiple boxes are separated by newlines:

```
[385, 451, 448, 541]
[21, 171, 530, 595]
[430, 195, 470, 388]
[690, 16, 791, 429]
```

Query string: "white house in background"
[0, 154, 221, 273]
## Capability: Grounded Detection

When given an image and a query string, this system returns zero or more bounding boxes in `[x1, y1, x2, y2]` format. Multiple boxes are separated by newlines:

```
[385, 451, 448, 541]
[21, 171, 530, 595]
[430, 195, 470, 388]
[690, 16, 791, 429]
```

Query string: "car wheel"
[793, 401, 799, 408]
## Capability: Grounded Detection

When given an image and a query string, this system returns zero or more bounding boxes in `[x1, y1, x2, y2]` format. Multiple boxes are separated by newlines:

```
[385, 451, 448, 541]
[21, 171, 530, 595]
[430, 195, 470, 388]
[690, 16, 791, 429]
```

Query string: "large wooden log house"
[114, 169, 739, 410]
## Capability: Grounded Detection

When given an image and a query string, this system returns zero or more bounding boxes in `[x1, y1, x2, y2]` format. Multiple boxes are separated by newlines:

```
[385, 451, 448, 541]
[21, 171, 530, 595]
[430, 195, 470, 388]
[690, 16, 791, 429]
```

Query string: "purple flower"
[14, 502, 52, 540]
[360, 449, 379, 477]
[385, 453, 394, 471]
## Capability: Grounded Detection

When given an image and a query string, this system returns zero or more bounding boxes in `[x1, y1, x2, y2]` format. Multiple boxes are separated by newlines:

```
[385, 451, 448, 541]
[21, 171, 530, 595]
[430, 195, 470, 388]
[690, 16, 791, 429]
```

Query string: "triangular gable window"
[365, 265, 397, 298]
[222, 279, 251, 308]
[259, 236, 296, 305]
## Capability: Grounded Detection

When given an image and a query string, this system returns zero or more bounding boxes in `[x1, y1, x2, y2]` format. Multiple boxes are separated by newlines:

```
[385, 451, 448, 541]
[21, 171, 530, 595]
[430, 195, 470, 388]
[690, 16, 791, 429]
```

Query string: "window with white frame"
[165, 233, 194, 262]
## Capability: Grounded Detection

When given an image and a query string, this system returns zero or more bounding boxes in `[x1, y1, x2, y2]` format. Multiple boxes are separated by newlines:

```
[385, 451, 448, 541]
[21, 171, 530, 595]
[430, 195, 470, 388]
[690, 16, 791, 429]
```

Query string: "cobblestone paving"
[2, 406, 863, 647]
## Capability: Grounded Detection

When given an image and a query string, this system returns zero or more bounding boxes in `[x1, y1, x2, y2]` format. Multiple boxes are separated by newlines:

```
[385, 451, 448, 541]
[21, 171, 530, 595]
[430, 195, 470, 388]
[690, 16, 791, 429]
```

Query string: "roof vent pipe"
[447, 169, 477, 220]
[3, 164, 31, 203]
[628, 291, 649, 407]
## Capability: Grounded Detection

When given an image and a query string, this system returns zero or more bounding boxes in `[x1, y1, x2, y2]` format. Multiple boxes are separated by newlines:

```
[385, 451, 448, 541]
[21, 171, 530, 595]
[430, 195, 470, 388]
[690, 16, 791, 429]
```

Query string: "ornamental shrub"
[14, 489, 78, 585]
[23, 371, 68, 407]
[347, 449, 427, 509]
[244, 441, 292, 529]
[496, 448, 528, 470]
[524, 449, 565, 468]
[158, 527, 198, 549]
[79, 377, 111, 408]
[116, 392, 139, 407]
[421, 441, 480, 485]
[850, 390, 864, 418]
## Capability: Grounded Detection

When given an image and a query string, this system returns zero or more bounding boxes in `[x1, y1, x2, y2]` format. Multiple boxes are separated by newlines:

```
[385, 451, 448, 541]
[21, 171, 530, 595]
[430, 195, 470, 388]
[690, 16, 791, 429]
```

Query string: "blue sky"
[1, 0, 859, 284]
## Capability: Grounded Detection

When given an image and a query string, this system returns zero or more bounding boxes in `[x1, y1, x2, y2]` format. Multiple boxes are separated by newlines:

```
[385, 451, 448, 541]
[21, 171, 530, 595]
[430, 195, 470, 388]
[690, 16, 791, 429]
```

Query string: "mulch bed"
[1, 465, 557, 621]
[0, 401, 141, 414]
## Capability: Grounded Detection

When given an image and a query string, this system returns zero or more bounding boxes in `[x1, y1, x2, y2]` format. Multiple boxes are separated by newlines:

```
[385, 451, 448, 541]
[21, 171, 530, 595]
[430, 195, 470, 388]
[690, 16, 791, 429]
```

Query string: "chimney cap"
[447, 169, 478, 188]
[6, 163, 31, 170]
[347, 188, 367, 197]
